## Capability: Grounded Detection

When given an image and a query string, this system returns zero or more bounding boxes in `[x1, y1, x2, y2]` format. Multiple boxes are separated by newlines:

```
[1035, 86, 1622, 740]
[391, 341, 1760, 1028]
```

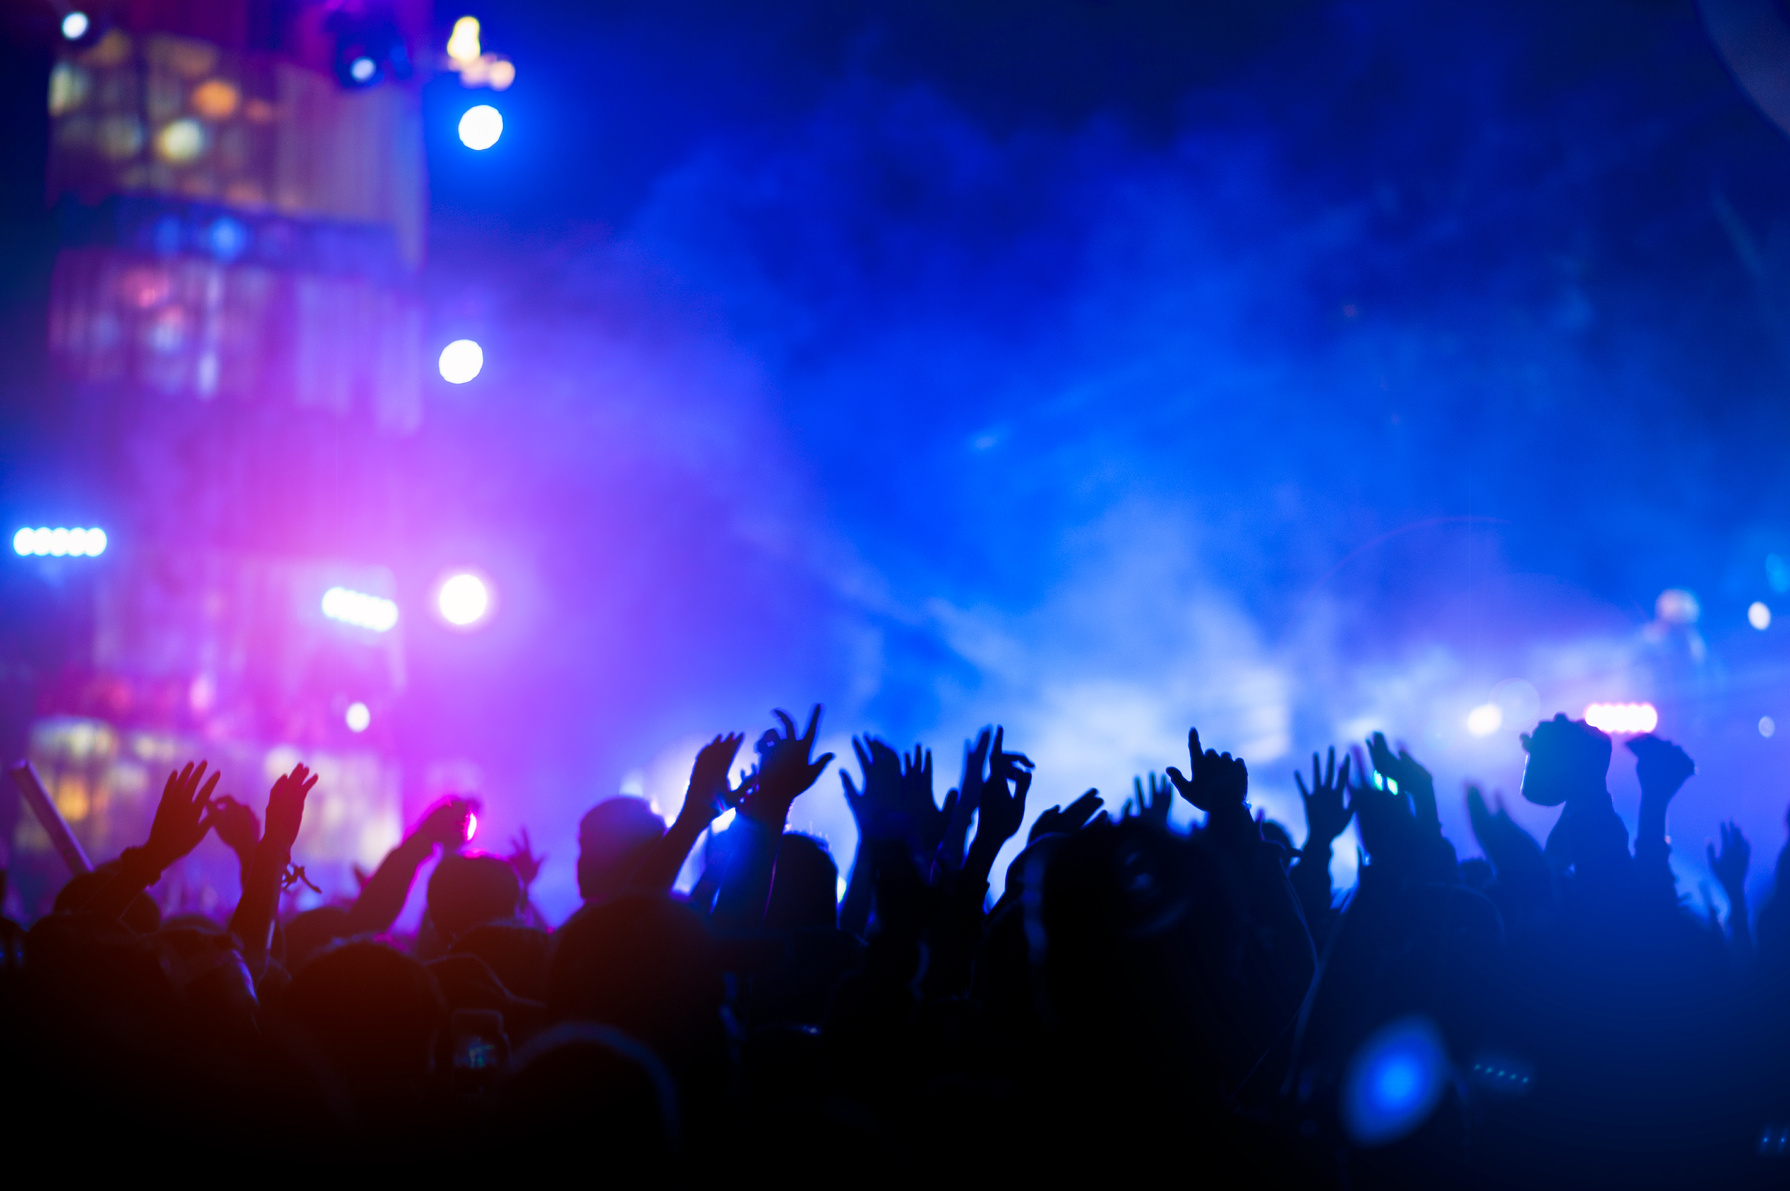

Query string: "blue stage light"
[1341, 1015, 1451, 1147]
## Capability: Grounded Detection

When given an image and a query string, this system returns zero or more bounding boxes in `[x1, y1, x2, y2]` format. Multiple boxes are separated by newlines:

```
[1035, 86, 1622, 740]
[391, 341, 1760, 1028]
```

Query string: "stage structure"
[9, 0, 437, 918]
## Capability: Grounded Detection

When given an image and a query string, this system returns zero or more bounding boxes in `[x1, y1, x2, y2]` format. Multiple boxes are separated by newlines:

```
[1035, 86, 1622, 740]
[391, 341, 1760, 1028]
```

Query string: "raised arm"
[1629, 733, 1696, 905]
[343, 797, 474, 936]
[1290, 747, 1353, 933]
[628, 733, 745, 894]
[84, 761, 220, 922]
[229, 763, 317, 978]
[712, 706, 834, 933]
[1710, 820, 1753, 964]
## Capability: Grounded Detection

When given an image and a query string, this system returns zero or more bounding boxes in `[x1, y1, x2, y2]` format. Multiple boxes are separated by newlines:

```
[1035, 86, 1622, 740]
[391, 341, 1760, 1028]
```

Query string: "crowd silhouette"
[6, 703, 1790, 1186]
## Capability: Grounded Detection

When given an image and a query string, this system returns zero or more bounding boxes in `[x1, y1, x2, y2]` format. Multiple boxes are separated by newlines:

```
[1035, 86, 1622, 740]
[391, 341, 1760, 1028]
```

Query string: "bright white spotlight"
[350, 56, 377, 83]
[1583, 702, 1659, 735]
[321, 586, 400, 632]
[15, 527, 107, 557]
[438, 339, 484, 384]
[1750, 601, 1772, 630]
[12, 529, 30, 555]
[62, 11, 89, 39]
[438, 572, 491, 627]
[85, 528, 106, 556]
[1466, 704, 1503, 737]
[345, 701, 372, 733]
[447, 16, 482, 63]
[458, 104, 503, 150]
[465, 811, 479, 841]
[49, 528, 71, 556]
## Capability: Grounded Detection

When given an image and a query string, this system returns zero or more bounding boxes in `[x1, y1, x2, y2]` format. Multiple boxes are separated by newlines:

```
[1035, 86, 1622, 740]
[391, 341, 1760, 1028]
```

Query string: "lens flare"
[1342, 1015, 1451, 1147]
[1465, 703, 1503, 737]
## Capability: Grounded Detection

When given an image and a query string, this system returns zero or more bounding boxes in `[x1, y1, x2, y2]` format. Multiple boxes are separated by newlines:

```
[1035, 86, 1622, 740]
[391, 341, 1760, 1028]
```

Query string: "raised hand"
[1294, 747, 1353, 851]
[1126, 773, 1173, 826]
[683, 732, 747, 825]
[1629, 734, 1696, 803]
[1366, 732, 1439, 834]
[901, 743, 951, 854]
[1709, 820, 1750, 897]
[507, 826, 545, 891]
[966, 727, 1033, 879]
[263, 763, 318, 853]
[1030, 789, 1103, 842]
[414, 796, 478, 851]
[209, 793, 260, 857]
[742, 705, 835, 827]
[1165, 727, 1247, 813]
[143, 761, 223, 871]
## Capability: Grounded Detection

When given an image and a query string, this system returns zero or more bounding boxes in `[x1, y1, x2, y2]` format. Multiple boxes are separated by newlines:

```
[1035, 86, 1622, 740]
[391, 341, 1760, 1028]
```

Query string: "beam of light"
[437, 571, 492, 627]
[1341, 1015, 1451, 1147]
[447, 16, 482, 64]
[62, 11, 89, 39]
[438, 339, 484, 383]
[1583, 702, 1658, 735]
[345, 701, 371, 732]
[321, 586, 400, 632]
[14, 527, 106, 557]
[1750, 601, 1772, 630]
[458, 104, 502, 150]
[1465, 703, 1503, 737]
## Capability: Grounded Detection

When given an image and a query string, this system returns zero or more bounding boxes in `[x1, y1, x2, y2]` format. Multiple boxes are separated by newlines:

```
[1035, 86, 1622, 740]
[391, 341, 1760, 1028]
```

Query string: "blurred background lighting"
[448, 16, 481, 63]
[349, 56, 377, 83]
[1750, 601, 1772, 630]
[1762, 716, 1776, 739]
[1466, 703, 1503, 736]
[61, 11, 89, 39]
[1584, 702, 1658, 734]
[321, 586, 399, 632]
[1341, 1015, 1451, 1148]
[155, 118, 205, 163]
[345, 701, 371, 732]
[14, 526, 106, 557]
[438, 572, 492, 626]
[1656, 588, 1700, 624]
[438, 339, 484, 383]
[458, 104, 503, 149]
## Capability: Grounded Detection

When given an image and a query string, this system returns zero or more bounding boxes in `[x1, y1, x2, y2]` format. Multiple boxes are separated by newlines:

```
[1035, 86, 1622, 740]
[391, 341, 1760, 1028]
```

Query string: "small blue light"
[1342, 1015, 1450, 1147]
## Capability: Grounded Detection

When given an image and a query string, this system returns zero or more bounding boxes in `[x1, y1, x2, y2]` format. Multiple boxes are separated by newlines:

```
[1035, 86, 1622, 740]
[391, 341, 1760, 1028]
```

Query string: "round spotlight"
[12, 528, 31, 556]
[345, 701, 372, 733]
[458, 104, 503, 150]
[1762, 716, 1776, 739]
[85, 528, 107, 556]
[438, 338, 484, 384]
[62, 11, 90, 39]
[437, 571, 492, 627]
[1750, 601, 1772, 631]
[350, 56, 378, 83]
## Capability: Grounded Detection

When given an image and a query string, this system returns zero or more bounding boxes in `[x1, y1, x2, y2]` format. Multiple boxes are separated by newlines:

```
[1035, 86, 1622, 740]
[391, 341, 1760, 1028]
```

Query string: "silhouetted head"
[54, 862, 160, 934]
[492, 1022, 679, 1154]
[449, 921, 551, 1002]
[763, 833, 838, 933]
[577, 798, 666, 904]
[285, 905, 352, 973]
[548, 895, 722, 1061]
[427, 851, 522, 945]
[284, 940, 446, 1101]
[1520, 713, 1611, 806]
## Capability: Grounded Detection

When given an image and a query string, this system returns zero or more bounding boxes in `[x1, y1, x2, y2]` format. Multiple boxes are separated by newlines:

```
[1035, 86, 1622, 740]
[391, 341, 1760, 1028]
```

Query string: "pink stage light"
[1583, 702, 1658, 735]
[465, 811, 479, 841]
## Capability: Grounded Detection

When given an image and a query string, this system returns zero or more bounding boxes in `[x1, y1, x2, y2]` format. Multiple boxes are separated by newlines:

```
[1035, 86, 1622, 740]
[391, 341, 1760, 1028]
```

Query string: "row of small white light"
[321, 585, 401, 633]
[321, 574, 493, 631]
[13, 527, 106, 557]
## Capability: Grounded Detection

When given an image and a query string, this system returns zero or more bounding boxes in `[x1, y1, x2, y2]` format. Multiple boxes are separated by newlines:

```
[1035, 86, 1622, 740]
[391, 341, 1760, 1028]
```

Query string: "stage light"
[1466, 703, 1503, 737]
[349, 56, 377, 83]
[1750, 601, 1772, 630]
[438, 339, 483, 383]
[465, 811, 479, 841]
[437, 572, 491, 627]
[448, 16, 482, 63]
[62, 11, 89, 39]
[321, 586, 399, 632]
[14, 527, 106, 557]
[345, 701, 371, 732]
[488, 59, 515, 90]
[1341, 1015, 1451, 1148]
[1656, 588, 1700, 625]
[458, 104, 502, 150]
[1761, 716, 1776, 738]
[1583, 702, 1658, 735]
